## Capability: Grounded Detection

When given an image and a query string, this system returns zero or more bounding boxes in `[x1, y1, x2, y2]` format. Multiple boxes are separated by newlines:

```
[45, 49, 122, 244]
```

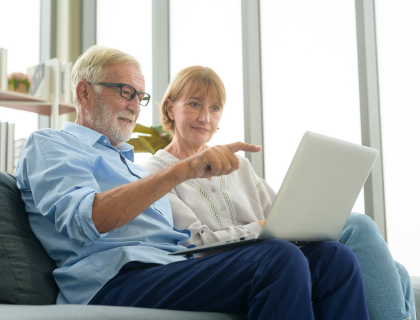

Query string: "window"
[376, 0, 420, 275]
[97, 0, 153, 164]
[260, 0, 364, 213]
[170, 0, 244, 151]
[0, 0, 40, 140]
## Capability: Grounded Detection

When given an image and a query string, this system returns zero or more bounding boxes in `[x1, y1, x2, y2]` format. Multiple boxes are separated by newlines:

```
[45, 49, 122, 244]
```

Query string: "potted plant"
[8, 72, 32, 94]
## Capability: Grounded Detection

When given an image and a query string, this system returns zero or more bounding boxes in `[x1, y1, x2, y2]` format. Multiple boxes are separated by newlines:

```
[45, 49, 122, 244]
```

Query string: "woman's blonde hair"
[160, 66, 226, 136]
[71, 45, 141, 109]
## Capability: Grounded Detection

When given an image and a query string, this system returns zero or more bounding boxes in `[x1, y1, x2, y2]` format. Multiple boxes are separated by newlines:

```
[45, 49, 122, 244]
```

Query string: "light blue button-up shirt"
[15, 122, 191, 305]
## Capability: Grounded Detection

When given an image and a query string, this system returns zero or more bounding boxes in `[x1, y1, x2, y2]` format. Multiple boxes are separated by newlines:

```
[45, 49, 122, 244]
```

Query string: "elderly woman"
[143, 66, 416, 320]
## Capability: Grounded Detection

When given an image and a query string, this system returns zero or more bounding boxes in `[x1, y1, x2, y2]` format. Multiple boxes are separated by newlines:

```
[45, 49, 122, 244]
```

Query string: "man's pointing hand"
[183, 142, 262, 180]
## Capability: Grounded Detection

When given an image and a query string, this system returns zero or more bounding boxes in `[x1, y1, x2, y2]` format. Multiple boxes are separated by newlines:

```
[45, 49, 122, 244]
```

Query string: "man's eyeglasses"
[88, 82, 151, 106]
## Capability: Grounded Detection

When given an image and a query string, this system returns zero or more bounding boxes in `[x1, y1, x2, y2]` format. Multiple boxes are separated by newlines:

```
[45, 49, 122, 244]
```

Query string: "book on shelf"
[60, 61, 73, 103]
[46, 58, 60, 101]
[6, 123, 14, 173]
[0, 48, 7, 91]
[0, 122, 16, 173]
[27, 62, 50, 99]
[26, 58, 73, 104]
[0, 122, 6, 171]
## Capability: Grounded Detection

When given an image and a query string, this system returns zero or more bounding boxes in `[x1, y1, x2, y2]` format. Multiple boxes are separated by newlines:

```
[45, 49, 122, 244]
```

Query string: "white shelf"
[0, 89, 76, 116]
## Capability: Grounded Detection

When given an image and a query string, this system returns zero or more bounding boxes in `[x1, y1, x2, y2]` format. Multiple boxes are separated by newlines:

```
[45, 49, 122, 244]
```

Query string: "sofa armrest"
[0, 305, 247, 320]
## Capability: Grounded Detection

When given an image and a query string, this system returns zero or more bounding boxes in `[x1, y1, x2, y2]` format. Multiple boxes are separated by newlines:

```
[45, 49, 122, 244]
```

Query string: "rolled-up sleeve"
[16, 131, 107, 246]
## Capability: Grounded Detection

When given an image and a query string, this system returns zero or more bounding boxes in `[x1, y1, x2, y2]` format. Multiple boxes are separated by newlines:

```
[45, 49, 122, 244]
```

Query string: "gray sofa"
[0, 170, 418, 319]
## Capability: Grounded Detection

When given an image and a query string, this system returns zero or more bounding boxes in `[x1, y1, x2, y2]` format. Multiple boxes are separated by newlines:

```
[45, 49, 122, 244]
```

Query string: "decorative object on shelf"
[27, 62, 49, 99]
[7, 72, 32, 94]
[127, 124, 171, 154]
[0, 57, 76, 132]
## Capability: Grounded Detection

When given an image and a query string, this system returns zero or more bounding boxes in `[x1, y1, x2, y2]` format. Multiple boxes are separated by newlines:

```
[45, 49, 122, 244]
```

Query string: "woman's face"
[166, 87, 222, 148]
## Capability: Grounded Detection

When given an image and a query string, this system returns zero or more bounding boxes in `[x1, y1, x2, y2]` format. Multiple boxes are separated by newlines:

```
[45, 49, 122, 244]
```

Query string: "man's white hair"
[71, 45, 141, 110]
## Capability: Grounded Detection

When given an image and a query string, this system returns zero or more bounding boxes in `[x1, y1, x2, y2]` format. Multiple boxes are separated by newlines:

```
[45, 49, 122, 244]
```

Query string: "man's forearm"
[92, 142, 261, 233]
[92, 161, 190, 233]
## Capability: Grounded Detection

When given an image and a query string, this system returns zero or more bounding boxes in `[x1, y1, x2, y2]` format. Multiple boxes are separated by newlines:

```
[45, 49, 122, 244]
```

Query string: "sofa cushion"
[0, 171, 59, 304]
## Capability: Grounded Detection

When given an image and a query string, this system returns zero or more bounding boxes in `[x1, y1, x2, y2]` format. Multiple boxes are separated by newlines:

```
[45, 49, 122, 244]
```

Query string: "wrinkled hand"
[183, 142, 262, 180]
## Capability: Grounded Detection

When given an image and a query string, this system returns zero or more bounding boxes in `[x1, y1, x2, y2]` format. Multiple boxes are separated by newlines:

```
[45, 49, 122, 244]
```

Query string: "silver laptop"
[169, 131, 379, 256]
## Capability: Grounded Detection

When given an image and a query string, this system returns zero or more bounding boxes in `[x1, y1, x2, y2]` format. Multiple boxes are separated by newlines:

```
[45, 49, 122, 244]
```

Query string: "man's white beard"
[86, 96, 136, 147]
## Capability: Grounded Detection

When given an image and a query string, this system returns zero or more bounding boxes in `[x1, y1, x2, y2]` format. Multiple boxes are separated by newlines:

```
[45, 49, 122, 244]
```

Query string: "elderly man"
[15, 46, 369, 319]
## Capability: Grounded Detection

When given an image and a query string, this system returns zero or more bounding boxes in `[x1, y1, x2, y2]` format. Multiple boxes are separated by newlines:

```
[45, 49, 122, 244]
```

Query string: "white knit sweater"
[142, 150, 277, 247]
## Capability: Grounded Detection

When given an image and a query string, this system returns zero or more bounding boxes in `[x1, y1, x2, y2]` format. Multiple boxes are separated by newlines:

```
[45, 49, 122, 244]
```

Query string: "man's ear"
[76, 80, 93, 109]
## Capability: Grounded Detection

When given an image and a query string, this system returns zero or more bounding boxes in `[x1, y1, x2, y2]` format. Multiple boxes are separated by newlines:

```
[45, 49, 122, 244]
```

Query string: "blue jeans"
[339, 212, 416, 320]
[90, 240, 369, 319]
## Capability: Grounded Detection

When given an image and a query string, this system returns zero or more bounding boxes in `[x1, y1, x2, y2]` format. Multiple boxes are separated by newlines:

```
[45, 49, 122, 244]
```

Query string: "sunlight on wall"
[260, 0, 364, 213]
[376, 0, 420, 276]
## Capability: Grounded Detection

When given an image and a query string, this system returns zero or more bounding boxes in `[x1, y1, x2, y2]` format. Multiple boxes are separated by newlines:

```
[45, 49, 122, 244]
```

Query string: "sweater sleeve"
[168, 192, 261, 247]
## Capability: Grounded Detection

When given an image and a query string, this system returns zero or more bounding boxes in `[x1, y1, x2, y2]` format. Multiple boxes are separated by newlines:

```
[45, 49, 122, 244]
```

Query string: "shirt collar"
[61, 122, 135, 156]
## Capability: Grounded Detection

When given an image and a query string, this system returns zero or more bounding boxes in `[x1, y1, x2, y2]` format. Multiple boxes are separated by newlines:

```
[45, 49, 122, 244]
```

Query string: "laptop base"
[169, 239, 323, 256]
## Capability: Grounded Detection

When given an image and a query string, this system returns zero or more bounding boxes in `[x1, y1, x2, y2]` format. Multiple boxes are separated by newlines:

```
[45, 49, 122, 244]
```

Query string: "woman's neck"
[164, 136, 207, 160]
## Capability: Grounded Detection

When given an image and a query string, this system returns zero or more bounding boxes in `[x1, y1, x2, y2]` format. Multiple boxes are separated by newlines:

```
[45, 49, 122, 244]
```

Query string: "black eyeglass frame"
[87, 82, 151, 106]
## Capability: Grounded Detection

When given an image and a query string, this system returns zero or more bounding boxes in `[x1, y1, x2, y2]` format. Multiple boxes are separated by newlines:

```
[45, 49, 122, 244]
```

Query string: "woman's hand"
[257, 219, 266, 228]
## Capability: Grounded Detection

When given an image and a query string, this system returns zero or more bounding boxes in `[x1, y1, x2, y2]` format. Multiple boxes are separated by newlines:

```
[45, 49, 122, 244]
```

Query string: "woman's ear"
[76, 80, 92, 109]
[166, 99, 174, 119]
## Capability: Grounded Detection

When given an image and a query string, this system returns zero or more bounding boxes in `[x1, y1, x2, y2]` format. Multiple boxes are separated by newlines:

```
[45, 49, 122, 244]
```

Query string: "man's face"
[86, 63, 145, 148]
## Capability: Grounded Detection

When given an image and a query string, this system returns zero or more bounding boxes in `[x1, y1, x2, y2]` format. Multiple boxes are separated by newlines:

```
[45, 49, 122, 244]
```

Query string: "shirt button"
[103, 139, 108, 143]
[221, 207, 225, 211]
[211, 188, 216, 193]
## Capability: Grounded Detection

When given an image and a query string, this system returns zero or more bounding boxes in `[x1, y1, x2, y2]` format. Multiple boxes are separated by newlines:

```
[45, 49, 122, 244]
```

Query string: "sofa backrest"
[0, 170, 59, 304]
